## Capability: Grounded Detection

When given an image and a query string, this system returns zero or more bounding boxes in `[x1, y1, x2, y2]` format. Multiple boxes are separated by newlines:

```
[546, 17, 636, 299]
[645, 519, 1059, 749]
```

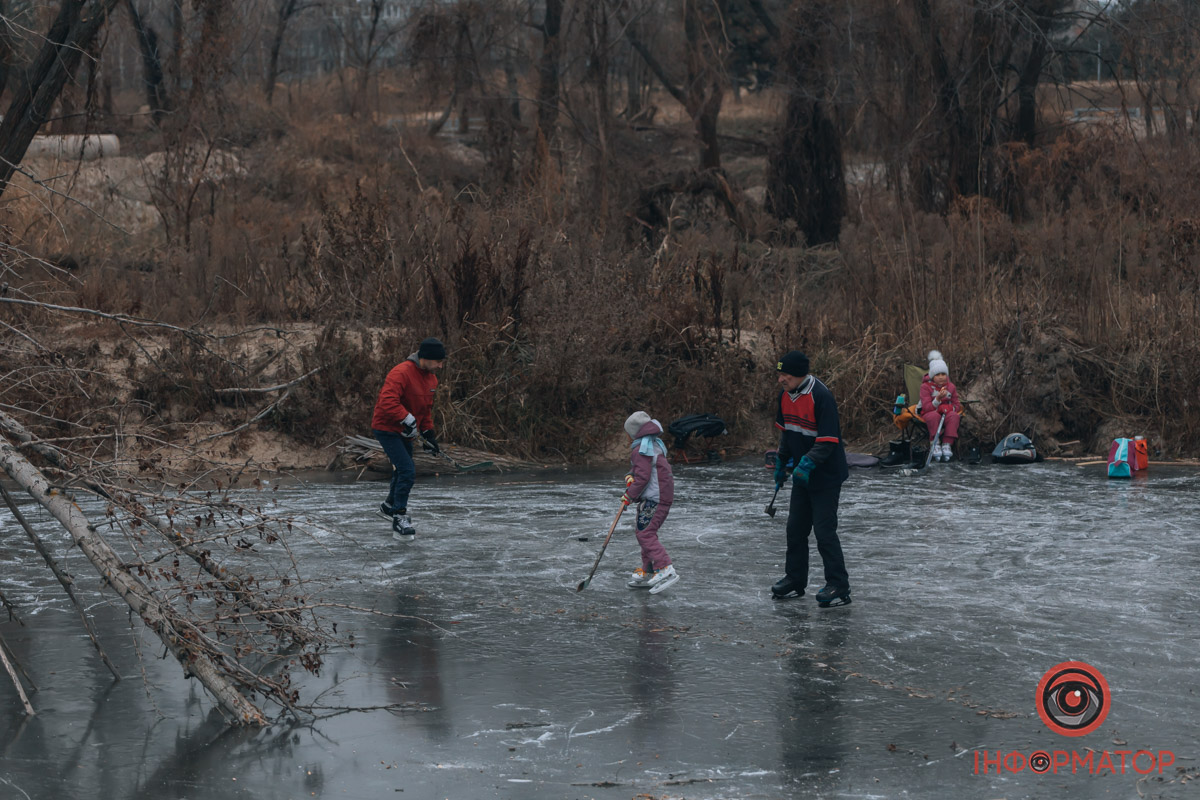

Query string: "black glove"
[421, 430, 440, 455]
[399, 413, 419, 439]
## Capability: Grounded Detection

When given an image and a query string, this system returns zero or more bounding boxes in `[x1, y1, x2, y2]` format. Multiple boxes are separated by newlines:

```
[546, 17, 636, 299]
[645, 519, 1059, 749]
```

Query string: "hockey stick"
[765, 486, 780, 517]
[575, 503, 628, 592]
[422, 440, 494, 473]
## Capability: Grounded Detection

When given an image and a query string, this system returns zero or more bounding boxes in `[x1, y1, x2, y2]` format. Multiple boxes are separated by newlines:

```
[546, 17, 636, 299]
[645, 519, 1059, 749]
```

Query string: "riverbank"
[7, 87, 1200, 468]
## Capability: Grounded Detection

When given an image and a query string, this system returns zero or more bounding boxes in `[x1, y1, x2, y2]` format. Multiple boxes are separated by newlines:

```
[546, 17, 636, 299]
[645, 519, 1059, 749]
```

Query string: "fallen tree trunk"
[0, 437, 268, 724]
[0, 411, 310, 644]
[0, 482, 121, 680]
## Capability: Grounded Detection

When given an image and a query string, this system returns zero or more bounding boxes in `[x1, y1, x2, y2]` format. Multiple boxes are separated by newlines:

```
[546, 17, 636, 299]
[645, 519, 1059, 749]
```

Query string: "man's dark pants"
[373, 430, 415, 512]
[785, 483, 848, 590]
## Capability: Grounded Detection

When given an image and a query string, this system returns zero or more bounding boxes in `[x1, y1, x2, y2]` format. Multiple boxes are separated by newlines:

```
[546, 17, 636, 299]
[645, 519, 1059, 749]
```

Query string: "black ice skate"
[771, 576, 805, 599]
[392, 513, 416, 542]
[815, 584, 851, 607]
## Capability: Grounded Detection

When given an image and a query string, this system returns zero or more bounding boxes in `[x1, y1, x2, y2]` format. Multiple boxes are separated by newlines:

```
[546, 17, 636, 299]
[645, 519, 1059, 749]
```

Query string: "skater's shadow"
[777, 613, 852, 792]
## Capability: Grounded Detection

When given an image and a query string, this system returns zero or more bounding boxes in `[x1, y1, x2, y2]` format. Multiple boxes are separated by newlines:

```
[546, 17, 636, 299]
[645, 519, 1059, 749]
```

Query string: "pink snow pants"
[635, 499, 672, 572]
[921, 409, 961, 443]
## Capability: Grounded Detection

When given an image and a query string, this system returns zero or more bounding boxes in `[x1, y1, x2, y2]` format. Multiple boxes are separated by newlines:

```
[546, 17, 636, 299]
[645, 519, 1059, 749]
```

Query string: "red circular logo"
[1036, 661, 1110, 736]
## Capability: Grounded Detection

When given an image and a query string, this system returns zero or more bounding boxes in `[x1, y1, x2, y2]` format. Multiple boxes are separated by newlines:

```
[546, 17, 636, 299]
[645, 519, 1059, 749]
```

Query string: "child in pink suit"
[621, 411, 680, 594]
[919, 350, 961, 461]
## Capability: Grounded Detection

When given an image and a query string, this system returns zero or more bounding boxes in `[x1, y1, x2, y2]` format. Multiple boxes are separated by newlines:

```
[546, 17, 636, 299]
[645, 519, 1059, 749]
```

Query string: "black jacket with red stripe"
[775, 375, 849, 489]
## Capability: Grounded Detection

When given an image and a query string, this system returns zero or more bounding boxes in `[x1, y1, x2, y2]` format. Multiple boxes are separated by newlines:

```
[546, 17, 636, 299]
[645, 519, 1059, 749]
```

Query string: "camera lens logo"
[1036, 661, 1110, 736]
[1029, 751, 1052, 773]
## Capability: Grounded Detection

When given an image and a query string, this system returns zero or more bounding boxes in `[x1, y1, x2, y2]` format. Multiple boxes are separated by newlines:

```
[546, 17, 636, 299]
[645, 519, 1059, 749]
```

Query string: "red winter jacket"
[371, 354, 437, 433]
[919, 375, 960, 415]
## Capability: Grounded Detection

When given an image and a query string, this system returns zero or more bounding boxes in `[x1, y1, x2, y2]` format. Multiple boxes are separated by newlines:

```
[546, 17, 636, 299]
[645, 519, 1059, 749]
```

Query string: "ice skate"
[627, 567, 653, 589]
[647, 565, 679, 594]
[392, 513, 416, 542]
[815, 584, 851, 607]
[771, 576, 804, 599]
[376, 502, 395, 521]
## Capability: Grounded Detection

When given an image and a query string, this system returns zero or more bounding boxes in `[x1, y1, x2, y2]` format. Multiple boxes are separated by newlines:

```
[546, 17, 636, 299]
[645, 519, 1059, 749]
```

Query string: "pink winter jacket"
[626, 420, 674, 506]
[919, 375, 961, 415]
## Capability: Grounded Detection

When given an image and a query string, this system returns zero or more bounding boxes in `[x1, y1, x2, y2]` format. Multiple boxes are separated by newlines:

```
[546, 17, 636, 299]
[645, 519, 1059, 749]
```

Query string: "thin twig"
[0, 631, 34, 715]
[0, 481, 121, 680]
[214, 366, 324, 395]
[0, 586, 23, 625]
[195, 388, 292, 444]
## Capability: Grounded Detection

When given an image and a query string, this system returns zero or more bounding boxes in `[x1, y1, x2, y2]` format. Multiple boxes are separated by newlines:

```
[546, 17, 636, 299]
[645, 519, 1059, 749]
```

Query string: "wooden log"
[332, 435, 537, 476]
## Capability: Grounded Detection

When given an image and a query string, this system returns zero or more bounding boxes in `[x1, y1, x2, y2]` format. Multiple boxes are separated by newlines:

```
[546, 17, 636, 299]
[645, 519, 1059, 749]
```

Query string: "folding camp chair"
[891, 363, 931, 444]
[881, 363, 934, 466]
[885, 362, 971, 464]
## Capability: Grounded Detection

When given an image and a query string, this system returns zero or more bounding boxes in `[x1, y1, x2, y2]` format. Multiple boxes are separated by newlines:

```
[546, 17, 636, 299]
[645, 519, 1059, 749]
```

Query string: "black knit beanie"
[777, 351, 809, 377]
[418, 337, 446, 360]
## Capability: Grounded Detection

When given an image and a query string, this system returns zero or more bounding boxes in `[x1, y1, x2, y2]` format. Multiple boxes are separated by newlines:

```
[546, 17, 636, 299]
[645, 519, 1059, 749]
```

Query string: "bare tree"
[615, 0, 730, 170]
[0, 291, 405, 724]
[264, 0, 314, 104]
[766, 0, 846, 245]
[1114, 0, 1200, 142]
[125, 0, 170, 122]
[325, 0, 404, 116]
[0, 0, 123, 200]
[529, 0, 563, 173]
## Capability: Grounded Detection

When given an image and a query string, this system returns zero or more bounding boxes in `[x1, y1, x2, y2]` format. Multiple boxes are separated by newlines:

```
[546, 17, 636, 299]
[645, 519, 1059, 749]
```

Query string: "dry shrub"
[14, 75, 1200, 460]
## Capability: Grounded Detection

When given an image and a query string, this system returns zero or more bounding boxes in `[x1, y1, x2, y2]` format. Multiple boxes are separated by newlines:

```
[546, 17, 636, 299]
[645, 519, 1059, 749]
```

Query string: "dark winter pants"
[785, 484, 848, 591]
[373, 429, 415, 512]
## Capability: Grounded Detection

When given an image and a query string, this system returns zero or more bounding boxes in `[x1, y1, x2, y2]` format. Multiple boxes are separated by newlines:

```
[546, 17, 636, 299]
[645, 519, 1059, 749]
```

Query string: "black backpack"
[666, 414, 728, 449]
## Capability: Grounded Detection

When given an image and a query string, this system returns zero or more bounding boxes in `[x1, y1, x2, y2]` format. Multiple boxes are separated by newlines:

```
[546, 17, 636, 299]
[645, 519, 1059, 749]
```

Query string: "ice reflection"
[379, 591, 450, 741]
[778, 611, 851, 792]
[627, 604, 676, 750]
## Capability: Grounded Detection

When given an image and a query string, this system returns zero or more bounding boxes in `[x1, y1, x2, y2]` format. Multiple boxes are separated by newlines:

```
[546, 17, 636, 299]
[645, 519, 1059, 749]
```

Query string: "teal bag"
[1107, 438, 1132, 479]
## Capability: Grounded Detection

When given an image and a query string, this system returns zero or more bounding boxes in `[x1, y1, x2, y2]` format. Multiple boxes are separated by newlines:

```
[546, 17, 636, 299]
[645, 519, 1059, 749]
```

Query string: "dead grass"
[7, 80, 1200, 462]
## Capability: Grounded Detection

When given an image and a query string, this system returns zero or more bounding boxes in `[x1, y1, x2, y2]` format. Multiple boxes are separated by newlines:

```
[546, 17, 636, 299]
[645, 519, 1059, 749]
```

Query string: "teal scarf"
[634, 430, 666, 456]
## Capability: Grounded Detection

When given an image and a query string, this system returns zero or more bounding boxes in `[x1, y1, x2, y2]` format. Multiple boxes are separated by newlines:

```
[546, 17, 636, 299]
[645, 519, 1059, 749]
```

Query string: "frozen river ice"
[2, 458, 1198, 799]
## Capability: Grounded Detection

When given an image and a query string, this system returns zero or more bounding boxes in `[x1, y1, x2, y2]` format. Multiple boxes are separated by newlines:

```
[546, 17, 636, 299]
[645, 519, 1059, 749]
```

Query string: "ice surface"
[1, 460, 1198, 799]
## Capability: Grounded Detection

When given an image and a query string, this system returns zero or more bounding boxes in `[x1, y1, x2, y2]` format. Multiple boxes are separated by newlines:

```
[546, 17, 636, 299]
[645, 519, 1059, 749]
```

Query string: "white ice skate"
[648, 565, 680, 594]
[627, 567, 653, 589]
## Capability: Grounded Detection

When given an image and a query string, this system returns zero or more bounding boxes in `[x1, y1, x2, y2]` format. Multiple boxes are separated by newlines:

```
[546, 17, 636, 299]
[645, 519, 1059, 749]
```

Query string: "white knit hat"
[624, 411, 652, 438]
[928, 350, 948, 378]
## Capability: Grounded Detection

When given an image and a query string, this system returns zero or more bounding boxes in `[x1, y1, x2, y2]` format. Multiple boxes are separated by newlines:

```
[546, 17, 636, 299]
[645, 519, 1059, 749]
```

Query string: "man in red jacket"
[371, 337, 445, 541]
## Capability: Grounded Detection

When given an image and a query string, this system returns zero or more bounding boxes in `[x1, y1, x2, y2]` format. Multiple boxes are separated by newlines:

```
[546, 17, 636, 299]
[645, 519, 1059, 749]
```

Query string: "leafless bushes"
[14, 109, 1200, 457]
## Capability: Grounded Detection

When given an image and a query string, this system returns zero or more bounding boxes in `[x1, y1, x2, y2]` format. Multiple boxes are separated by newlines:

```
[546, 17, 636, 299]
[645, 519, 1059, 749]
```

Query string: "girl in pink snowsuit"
[621, 411, 680, 594]
[919, 350, 961, 461]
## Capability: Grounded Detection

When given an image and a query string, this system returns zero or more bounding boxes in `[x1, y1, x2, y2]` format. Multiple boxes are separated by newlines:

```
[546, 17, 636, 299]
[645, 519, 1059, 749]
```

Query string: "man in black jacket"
[771, 351, 852, 606]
